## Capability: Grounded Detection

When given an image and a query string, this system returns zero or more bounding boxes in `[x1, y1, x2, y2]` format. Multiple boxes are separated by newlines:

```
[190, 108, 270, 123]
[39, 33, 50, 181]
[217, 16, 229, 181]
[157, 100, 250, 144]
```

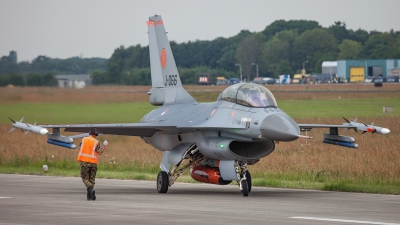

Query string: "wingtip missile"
[8, 127, 16, 133]
[342, 117, 390, 135]
[8, 117, 48, 135]
[342, 117, 357, 133]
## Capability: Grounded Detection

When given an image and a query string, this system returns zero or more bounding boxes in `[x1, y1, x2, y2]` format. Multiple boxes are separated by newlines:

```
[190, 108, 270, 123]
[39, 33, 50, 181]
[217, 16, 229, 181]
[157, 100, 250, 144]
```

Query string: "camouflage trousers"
[80, 162, 97, 189]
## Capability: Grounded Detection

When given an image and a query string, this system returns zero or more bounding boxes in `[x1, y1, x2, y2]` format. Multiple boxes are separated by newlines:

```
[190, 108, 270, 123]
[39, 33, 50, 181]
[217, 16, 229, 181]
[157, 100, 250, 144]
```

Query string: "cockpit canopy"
[218, 83, 278, 108]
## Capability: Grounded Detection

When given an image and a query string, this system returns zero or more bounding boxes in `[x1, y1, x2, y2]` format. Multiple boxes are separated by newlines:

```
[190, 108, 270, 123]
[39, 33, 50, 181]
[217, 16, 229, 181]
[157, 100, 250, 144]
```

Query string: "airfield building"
[322, 59, 400, 82]
[55, 74, 92, 89]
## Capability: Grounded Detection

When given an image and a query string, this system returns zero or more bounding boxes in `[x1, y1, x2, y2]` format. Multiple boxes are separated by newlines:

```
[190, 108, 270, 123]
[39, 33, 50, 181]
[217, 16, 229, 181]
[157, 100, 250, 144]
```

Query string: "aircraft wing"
[42, 119, 248, 136]
[298, 124, 354, 129]
[298, 117, 390, 135]
[297, 118, 390, 149]
[9, 115, 251, 150]
[41, 123, 177, 137]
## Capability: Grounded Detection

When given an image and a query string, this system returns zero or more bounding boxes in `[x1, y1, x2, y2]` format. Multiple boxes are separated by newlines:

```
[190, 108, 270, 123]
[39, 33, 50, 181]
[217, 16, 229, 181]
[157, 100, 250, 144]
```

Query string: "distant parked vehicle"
[279, 75, 291, 84]
[198, 73, 217, 85]
[227, 78, 240, 85]
[216, 76, 227, 85]
[364, 77, 373, 83]
[387, 76, 399, 82]
[252, 77, 263, 84]
[252, 77, 275, 84]
[265, 79, 275, 85]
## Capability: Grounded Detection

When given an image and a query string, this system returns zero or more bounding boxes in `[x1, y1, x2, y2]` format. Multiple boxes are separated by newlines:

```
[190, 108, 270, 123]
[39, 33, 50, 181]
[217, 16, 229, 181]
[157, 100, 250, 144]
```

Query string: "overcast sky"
[1, 0, 399, 62]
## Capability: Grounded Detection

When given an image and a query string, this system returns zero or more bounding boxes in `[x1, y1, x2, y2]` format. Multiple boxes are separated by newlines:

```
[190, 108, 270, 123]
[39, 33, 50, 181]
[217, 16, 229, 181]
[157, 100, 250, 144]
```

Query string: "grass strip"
[1, 162, 398, 195]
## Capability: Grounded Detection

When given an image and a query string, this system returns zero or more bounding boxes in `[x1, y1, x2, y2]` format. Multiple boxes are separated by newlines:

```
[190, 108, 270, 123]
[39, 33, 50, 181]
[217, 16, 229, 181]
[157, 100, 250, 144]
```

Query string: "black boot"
[87, 187, 93, 201]
[92, 189, 96, 201]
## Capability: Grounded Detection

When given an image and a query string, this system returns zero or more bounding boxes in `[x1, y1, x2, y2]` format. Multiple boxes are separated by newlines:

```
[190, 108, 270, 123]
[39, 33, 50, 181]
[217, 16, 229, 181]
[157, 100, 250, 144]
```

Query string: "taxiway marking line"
[290, 217, 400, 225]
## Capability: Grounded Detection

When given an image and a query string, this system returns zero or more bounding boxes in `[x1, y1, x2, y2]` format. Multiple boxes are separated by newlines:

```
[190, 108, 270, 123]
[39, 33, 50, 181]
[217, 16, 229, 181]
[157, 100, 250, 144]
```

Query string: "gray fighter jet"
[9, 15, 390, 196]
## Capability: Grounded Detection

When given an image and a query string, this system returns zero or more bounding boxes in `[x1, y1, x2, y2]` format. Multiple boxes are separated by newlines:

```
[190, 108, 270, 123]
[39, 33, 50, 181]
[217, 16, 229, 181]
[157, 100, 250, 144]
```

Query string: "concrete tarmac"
[0, 174, 399, 225]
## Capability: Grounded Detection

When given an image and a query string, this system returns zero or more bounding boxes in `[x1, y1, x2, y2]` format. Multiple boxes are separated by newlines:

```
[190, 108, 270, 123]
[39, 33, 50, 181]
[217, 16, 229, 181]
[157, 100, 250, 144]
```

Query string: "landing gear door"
[219, 160, 238, 181]
[160, 151, 171, 172]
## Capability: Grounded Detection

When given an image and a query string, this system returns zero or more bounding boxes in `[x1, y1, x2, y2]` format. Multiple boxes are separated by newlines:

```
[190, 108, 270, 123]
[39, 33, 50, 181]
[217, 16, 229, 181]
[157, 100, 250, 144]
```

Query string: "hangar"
[322, 59, 400, 82]
[55, 74, 92, 88]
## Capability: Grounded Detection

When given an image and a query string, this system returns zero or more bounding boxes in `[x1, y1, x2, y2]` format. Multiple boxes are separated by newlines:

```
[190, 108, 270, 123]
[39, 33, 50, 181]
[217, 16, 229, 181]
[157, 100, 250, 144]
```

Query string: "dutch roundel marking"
[160, 48, 167, 69]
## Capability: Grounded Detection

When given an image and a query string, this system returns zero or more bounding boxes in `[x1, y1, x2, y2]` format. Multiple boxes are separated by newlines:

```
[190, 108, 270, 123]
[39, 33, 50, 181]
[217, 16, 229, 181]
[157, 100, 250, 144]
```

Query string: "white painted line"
[290, 217, 400, 225]
[0, 197, 11, 199]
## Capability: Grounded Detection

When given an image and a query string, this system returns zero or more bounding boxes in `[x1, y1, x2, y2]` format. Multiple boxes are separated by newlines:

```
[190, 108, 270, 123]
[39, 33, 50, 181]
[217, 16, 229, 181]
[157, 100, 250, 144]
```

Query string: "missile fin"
[24, 131, 30, 135]
[8, 127, 16, 133]
[343, 117, 350, 123]
[19, 117, 24, 123]
[8, 117, 16, 123]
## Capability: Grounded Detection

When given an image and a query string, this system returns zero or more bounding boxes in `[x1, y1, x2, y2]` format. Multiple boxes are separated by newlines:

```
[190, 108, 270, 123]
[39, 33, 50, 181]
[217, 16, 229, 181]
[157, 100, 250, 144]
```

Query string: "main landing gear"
[157, 171, 169, 193]
[157, 144, 205, 193]
[156, 146, 253, 197]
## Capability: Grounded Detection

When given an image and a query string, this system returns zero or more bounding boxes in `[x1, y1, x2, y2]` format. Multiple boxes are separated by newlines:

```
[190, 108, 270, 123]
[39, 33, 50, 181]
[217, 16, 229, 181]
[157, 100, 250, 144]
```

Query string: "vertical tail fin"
[147, 15, 196, 106]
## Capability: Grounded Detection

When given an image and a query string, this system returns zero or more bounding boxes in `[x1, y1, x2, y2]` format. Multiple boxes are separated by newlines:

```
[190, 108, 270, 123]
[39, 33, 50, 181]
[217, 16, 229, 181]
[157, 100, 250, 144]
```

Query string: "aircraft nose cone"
[261, 113, 300, 141]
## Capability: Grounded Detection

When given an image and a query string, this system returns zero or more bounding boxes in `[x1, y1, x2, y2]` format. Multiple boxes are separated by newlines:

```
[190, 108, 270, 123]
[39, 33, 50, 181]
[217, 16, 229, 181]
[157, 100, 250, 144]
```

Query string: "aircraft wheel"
[241, 179, 249, 197]
[241, 171, 252, 193]
[246, 171, 252, 193]
[157, 171, 169, 193]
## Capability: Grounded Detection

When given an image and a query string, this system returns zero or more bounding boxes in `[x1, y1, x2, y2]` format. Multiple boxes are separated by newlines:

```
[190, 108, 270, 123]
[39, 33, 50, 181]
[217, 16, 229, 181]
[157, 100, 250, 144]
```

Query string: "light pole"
[302, 60, 308, 75]
[235, 63, 242, 82]
[252, 63, 258, 78]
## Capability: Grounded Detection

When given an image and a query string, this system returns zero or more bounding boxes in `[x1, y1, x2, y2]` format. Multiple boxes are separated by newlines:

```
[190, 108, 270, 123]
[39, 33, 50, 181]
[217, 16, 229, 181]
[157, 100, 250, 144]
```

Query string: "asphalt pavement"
[0, 174, 399, 225]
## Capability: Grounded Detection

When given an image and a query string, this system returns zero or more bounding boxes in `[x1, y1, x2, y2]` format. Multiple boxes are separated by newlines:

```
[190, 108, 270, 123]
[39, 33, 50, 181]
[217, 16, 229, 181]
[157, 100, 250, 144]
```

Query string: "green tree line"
[102, 20, 400, 84]
[2, 19, 400, 86]
[0, 72, 58, 87]
[0, 55, 107, 75]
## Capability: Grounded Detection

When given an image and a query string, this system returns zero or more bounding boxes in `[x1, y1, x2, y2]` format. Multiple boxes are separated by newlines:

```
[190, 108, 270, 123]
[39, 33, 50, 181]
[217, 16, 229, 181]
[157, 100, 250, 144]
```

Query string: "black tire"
[157, 171, 169, 193]
[246, 171, 252, 193]
[241, 179, 249, 197]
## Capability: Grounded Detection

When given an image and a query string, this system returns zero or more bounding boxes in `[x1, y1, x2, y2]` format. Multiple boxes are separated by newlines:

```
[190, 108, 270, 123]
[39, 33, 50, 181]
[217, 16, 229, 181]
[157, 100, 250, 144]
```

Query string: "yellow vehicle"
[293, 74, 303, 84]
[293, 74, 310, 84]
[216, 76, 227, 85]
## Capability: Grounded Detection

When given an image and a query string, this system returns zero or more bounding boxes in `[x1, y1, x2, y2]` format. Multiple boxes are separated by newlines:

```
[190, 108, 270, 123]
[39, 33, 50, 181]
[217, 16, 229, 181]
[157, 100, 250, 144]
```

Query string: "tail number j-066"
[165, 75, 177, 86]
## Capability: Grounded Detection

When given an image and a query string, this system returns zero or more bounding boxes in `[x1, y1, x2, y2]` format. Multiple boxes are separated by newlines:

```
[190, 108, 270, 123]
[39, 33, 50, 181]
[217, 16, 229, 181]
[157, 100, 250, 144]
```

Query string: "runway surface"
[0, 174, 399, 225]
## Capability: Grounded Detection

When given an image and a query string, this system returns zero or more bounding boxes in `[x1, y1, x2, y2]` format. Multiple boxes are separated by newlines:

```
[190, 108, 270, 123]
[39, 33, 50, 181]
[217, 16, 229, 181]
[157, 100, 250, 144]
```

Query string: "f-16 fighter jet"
[9, 15, 390, 196]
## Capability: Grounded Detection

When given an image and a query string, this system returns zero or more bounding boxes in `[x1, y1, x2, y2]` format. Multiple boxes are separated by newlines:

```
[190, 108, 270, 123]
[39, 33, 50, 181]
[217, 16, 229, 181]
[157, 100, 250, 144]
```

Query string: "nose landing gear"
[237, 162, 252, 197]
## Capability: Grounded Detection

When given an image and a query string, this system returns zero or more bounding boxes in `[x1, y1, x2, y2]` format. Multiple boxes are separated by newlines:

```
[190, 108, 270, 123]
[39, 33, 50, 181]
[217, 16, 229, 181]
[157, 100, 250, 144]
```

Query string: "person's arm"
[97, 140, 108, 155]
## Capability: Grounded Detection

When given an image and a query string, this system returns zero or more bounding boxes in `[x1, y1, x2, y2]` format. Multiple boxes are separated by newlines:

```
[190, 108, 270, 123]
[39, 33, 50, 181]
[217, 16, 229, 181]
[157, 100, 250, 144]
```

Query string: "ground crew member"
[77, 127, 108, 201]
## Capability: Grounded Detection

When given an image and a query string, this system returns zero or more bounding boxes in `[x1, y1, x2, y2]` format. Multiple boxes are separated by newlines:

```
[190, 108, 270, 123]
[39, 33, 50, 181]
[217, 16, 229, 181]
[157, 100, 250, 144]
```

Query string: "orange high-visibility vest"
[77, 136, 99, 164]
